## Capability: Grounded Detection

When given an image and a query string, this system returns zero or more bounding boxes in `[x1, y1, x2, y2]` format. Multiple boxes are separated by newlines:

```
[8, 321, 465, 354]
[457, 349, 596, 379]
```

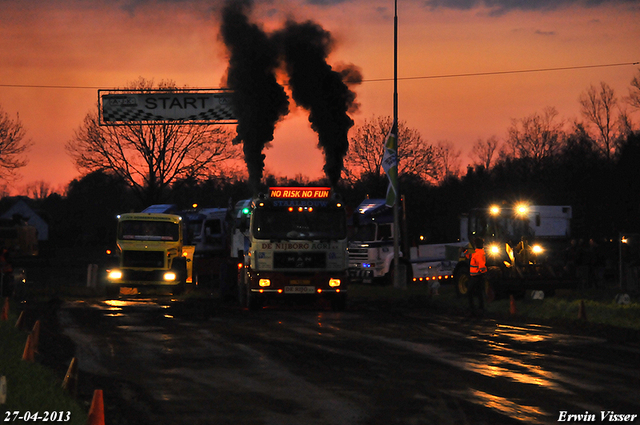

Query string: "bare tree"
[0, 104, 32, 181]
[66, 78, 242, 205]
[628, 68, 640, 110]
[579, 82, 618, 160]
[23, 180, 54, 200]
[470, 136, 500, 170]
[506, 107, 565, 164]
[434, 140, 462, 181]
[344, 115, 439, 184]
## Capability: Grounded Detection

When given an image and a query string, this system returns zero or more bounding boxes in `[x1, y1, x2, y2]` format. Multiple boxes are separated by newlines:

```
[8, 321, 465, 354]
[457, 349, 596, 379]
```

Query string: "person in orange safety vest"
[468, 237, 487, 314]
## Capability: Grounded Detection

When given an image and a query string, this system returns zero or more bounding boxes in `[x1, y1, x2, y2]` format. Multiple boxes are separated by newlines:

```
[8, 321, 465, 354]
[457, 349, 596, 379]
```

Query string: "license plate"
[284, 286, 316, 294]
[289, 279, 311, 285]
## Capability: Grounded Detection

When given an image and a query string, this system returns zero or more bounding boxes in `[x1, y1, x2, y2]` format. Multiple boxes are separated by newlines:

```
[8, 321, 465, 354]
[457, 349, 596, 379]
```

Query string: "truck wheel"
[331, 294, 347, 311]
[454, 271, 470, 297]
[238, 275, 247, 308]
[246, 290, 261, 311]
[220, 260, 239, 303]
[386, 261, 413, 286]
[172, 281, 186, 296]
[105, 284, 120, 297]
[452, 262, 470, 297]
[485, 266, 503, 300]
[172, 262, 188, 295]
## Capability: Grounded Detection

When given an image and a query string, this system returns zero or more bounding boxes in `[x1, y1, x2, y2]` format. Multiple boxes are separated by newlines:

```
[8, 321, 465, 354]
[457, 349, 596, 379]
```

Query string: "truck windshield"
[252, 208, 346, 240]
[350, 224, 377, 242]
[469, 213, 532, 243]
[119, 220, 180, 241]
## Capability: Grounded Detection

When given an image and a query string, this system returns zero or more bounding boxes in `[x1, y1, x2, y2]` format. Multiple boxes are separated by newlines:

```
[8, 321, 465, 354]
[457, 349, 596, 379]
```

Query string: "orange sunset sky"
[1, 0, 639, 194]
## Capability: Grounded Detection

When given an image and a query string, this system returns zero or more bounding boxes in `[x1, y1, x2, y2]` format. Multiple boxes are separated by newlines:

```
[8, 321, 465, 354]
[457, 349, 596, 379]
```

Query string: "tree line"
[1, 71, 639, 250]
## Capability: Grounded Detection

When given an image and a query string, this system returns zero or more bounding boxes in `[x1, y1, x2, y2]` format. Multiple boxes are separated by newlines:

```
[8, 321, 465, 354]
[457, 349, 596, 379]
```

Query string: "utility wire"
[0, 61, 638, 89]
[361, 61, 640, 83]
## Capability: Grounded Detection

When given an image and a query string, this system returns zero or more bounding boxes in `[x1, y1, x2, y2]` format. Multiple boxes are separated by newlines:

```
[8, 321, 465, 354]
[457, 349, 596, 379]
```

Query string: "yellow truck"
[106, 213, 195, 295]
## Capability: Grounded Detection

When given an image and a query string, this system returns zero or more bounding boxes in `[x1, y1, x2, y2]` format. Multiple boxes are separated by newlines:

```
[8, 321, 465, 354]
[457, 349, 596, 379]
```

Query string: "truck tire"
[171, 260, 188, 296]
[331, 294, 347, 311]
[386, 260, 413, 286]
[238, 273, 247, 308]
[485, 266, 503, 300]
[453, 260, 470, 297]
[246, 289, 262, 311]
[105, 284, 120, 297]
[220, 259, 239, 303]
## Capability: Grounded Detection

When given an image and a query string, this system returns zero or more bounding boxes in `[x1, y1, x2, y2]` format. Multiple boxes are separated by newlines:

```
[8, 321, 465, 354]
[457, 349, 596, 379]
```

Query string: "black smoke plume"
[275, 20, 362, 188]
[220, 0, 289, 191]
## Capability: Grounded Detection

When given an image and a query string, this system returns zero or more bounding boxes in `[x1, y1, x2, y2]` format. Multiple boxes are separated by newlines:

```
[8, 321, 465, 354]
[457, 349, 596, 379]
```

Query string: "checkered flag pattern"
[102, 107, 236, 124]
[99, 91, 237, 125]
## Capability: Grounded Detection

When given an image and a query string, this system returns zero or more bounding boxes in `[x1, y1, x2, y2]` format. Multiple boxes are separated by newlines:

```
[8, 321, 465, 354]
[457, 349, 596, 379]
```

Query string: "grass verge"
[0, 304, 87, 425]
[349, 282, 640, 334]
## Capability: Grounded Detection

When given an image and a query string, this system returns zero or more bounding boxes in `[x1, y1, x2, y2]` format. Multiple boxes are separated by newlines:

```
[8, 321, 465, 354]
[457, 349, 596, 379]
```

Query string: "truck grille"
[348, 247, 369, 263]
[122, 250, 165, 268]
[274, 252, 326, 268]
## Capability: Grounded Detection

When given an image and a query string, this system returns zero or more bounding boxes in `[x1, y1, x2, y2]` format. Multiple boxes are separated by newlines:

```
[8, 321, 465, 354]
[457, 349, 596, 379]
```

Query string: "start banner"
[99, 89, 236, 125]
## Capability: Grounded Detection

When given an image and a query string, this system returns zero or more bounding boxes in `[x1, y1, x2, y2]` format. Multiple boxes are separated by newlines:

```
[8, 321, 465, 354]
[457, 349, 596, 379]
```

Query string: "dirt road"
[54, 295, 640, 425]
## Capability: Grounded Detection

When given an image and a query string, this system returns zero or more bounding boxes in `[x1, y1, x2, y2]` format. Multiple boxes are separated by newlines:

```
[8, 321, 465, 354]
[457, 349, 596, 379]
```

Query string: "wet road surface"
[59, 296, 640, 425]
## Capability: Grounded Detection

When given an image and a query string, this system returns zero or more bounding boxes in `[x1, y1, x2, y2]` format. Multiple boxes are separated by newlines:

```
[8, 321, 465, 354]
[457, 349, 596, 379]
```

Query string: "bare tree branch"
[470, 136, 500, 170]
[579, 82, 618, 160]
[506, 107, 565, 164]
[65, 78, 242, 205]
[628, 68, 640, 110]
[434, 140, 462, 181]
[344, 115, 439, 184]
[0, 105, 32, 181]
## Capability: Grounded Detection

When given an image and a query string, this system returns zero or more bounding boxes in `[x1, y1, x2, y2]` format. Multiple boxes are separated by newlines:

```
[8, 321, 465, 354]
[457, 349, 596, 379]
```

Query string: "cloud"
[305, 0, 350, 5]
[423, 0, 640, 15]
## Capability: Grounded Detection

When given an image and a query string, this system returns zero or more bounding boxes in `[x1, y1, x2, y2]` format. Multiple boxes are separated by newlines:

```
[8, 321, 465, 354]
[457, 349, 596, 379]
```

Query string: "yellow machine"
[106, 213, 194, 295]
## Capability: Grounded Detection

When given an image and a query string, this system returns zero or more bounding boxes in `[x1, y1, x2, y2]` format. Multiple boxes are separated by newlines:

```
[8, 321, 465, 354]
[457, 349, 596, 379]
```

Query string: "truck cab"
[348, 199, 398, 284]
[183, 208, 228, 285]
[238, 187, 349, 310]
[106, 213, 194, 295]
[348, 199, 462, 286]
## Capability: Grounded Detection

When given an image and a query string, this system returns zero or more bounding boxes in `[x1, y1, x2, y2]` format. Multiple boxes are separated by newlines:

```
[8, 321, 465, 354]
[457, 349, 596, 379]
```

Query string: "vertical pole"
[392, 0, 405, 289]
[619, 233, 623, 290]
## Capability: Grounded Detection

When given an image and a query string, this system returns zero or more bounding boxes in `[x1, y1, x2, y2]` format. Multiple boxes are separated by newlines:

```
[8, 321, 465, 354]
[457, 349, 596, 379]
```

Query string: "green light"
[242, 207, 250, 215]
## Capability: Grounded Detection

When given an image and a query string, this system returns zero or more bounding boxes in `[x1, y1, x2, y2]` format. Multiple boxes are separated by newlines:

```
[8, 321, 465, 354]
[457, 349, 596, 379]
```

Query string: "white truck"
[237, 187, 349, 310]
[348, 199, 464, 286]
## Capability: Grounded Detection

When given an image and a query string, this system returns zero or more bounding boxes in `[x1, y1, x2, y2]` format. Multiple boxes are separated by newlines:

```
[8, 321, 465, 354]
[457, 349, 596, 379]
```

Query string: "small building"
[0, 199, 49, 241]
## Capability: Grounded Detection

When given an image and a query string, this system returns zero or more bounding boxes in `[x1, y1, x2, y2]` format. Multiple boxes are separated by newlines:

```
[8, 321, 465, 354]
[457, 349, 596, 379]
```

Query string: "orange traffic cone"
[87, 389, 105, 425]
[62, 357, 78, 396]
[15, 311, 25, 329]
[1, 297, 9, 321]
[578, 300, 587, 321]
[31, 320, 41, 354]
[22, 333, 35, 362]
[509, 294, 517, 315]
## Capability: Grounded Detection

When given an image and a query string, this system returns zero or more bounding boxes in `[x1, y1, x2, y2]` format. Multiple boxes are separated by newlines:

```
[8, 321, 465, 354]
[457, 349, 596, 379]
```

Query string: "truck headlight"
[532, 245, 543, 254]
[163, 272, 177, 281]
[488, 244, 501, 256]
[329, 278, 341, 287]
[108, 270, 122, 280]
